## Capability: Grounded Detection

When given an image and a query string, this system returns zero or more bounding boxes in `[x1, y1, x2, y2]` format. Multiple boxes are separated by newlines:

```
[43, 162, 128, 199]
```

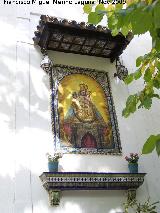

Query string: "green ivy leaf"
[122, 94, 139, 117]
[153, 2, 160, 28]
[145, 86, 154, 96]
[95, 4, 105, 13]
[126, 94, 137, 105]
[144, 68, 152, 82]
[142, 135, 157, 154]
[134, 69, 142, 80]
[155, 61, 160, 71]
[153, 79, 160, 89]
[156, 140, 160, 156]
[111, 28, 119, 36]
[108, 15, 118, 29]
[143, 97, 152, 109]
[122, 108, 130, 118]
[153, 36, 160, 51]
[124, 74, 134, 84]
[136, 56, 143, 67]
[155, 38, 160, 52]
[115, 3, 123, 10]
[121, 26, 130, 36]
[88, 12, 104, 25]
[131, 9, 152, 35]
[83, 4, 92, 14]
[117, 9, 127, 28]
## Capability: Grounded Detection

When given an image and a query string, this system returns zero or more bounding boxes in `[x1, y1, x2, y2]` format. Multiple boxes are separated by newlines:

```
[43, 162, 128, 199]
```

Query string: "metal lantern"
[40, 54, 53, 73]
[114, 57, 128, 81]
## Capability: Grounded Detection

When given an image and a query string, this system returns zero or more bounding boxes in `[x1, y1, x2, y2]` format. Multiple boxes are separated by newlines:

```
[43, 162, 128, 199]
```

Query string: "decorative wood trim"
[33, 15, 133, 61]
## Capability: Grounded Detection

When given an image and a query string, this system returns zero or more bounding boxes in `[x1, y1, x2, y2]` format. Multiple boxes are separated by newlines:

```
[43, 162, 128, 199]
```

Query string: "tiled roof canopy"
[33, 15, 133, 62]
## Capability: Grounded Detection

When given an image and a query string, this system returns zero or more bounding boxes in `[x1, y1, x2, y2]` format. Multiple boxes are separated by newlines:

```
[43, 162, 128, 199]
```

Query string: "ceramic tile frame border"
[49, 63, 122, 155]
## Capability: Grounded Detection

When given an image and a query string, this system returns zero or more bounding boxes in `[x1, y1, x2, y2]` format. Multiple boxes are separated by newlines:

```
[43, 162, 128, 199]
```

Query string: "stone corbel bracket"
[39, 172, 146, 206]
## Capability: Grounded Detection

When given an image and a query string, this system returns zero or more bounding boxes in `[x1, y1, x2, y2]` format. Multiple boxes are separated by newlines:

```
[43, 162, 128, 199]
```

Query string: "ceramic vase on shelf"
[46, 152, 62, 172]
[128, 163, 138, 173]
[48, 161, 58, 172]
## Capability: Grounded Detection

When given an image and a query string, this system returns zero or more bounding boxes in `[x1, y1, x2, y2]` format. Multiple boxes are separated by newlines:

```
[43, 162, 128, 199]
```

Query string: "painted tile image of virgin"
[58, 74, 113, 149]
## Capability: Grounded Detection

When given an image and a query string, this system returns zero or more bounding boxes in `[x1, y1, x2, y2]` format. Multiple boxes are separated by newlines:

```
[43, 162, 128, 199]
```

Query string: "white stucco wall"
[0, 1, 160, 213]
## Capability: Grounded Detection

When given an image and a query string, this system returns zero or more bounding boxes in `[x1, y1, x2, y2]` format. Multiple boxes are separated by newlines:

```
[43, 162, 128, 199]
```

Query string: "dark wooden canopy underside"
[33, 15, 133, 61]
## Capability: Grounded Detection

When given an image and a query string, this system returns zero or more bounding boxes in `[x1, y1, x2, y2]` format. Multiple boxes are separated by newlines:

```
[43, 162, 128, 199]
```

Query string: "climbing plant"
[83, 0, 160, 156]
[123, 197, 159, 213]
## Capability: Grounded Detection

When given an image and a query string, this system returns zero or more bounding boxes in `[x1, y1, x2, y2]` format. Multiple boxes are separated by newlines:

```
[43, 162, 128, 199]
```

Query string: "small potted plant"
[46, 152, 63, 172]
[125, 153, 139, 173]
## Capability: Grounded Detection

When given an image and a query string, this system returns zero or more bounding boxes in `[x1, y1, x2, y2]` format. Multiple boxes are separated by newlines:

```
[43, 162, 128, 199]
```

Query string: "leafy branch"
[83, 0, 160, 156]
[123, 197, 159, 213]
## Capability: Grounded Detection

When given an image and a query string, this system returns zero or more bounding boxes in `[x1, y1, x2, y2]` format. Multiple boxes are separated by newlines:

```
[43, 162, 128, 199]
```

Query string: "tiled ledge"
[40, 172, 146, 206]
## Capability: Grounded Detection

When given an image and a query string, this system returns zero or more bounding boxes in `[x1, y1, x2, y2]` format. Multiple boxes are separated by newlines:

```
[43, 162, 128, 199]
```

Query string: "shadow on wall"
[0, 166, 127, 213]
[0, 44, 51, 132]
